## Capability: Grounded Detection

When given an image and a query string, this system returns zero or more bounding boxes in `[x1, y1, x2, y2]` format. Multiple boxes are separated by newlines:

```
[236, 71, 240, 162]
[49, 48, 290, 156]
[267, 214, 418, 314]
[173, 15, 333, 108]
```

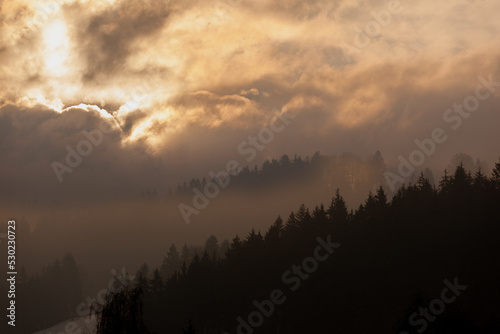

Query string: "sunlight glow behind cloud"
[1, 0, 499, 154]
[42, 20, 70, 76]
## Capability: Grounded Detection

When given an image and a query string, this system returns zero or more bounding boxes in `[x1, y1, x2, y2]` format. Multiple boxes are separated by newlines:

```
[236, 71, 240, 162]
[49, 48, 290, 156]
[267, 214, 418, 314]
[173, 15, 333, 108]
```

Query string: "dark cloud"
[66, 0, 171, 82]
[120, 109, 149, 135]
[1, 0, 499, 208]
[0, 103, 169, 205]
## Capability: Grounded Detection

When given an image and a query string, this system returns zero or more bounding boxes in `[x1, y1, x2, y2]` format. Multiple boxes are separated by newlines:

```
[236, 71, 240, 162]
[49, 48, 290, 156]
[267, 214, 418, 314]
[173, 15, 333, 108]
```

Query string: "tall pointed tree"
[181, 243, 191, 265]
[328, 189, 349, 233]
[160, 244, 181, 281]
[150, 269, 163, 293]
[492, 157, 500, 189]
[204, 235, 219, 260]
[265, 216, 283, 243]
[135, 263, 150, 292]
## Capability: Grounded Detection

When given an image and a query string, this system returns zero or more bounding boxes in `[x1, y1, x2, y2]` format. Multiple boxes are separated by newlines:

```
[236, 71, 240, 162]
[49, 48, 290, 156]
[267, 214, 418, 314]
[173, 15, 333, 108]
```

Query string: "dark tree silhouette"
[182, 319, 198, 334]
[94, 286, 148, 334]
[92, 158, 500, 334]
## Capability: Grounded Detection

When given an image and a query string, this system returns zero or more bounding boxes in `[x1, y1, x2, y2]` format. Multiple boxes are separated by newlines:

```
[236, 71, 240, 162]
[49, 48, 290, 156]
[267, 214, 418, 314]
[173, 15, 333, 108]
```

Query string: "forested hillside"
[95, 159, 500, 333]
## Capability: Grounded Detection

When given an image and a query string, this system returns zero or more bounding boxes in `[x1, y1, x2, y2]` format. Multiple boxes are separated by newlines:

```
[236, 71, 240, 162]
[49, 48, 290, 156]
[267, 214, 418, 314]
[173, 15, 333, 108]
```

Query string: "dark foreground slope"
[97, 161, 500, 334]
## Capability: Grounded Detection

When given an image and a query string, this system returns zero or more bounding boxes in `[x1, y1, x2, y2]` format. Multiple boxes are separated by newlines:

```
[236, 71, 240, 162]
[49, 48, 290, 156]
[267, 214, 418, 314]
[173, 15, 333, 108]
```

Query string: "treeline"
[139, 237, 231, 284]
[165, 151, 389, 207]
[144, 152, 490, 203]
[0, 253, 82, 333]
[97, 158, 500, 333]
[173, 152, 328, 196]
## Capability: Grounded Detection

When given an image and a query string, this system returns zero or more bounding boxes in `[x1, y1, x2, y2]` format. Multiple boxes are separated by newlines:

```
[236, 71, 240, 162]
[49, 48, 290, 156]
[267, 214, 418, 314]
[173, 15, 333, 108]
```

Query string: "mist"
[1, 0, 500, 333]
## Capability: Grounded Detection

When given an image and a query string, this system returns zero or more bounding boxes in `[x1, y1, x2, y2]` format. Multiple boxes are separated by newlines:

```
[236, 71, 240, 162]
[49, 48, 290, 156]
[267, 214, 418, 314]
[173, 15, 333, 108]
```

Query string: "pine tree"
[439, 169, 452, 194]
[265, 216, 283, 243]
[451, 162, 472, 190]
[245, 229, 263, 248]
[204, 235, 219, 260]
[492, 157, 500, 189]
[374, 186, 388, 207]
[160, 244, 181, 281]
[219, 240, 230, 259]
[181, 243, 191, 265]
[295, 204, 311, 224]
[311, 204, 328, 224]
[473, 168, 489, 190]
[285, 211, 299, 232]
[328, 189, 349, 233]
[150, 269, 163, 293]
[135, 263, 150, 292]
[230, 235, 242, 250]
[416, 172, 431, 192]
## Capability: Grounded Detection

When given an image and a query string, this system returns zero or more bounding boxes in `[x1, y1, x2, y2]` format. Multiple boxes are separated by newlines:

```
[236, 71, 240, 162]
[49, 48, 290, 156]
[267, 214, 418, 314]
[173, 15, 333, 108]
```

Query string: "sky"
[1, 0, 500, 204]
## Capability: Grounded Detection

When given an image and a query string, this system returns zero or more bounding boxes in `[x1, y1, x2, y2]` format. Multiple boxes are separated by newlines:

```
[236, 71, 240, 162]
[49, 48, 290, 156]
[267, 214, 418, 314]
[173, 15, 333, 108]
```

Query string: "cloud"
[1, 0, 500, 204]
[66, 0, 171, 82]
